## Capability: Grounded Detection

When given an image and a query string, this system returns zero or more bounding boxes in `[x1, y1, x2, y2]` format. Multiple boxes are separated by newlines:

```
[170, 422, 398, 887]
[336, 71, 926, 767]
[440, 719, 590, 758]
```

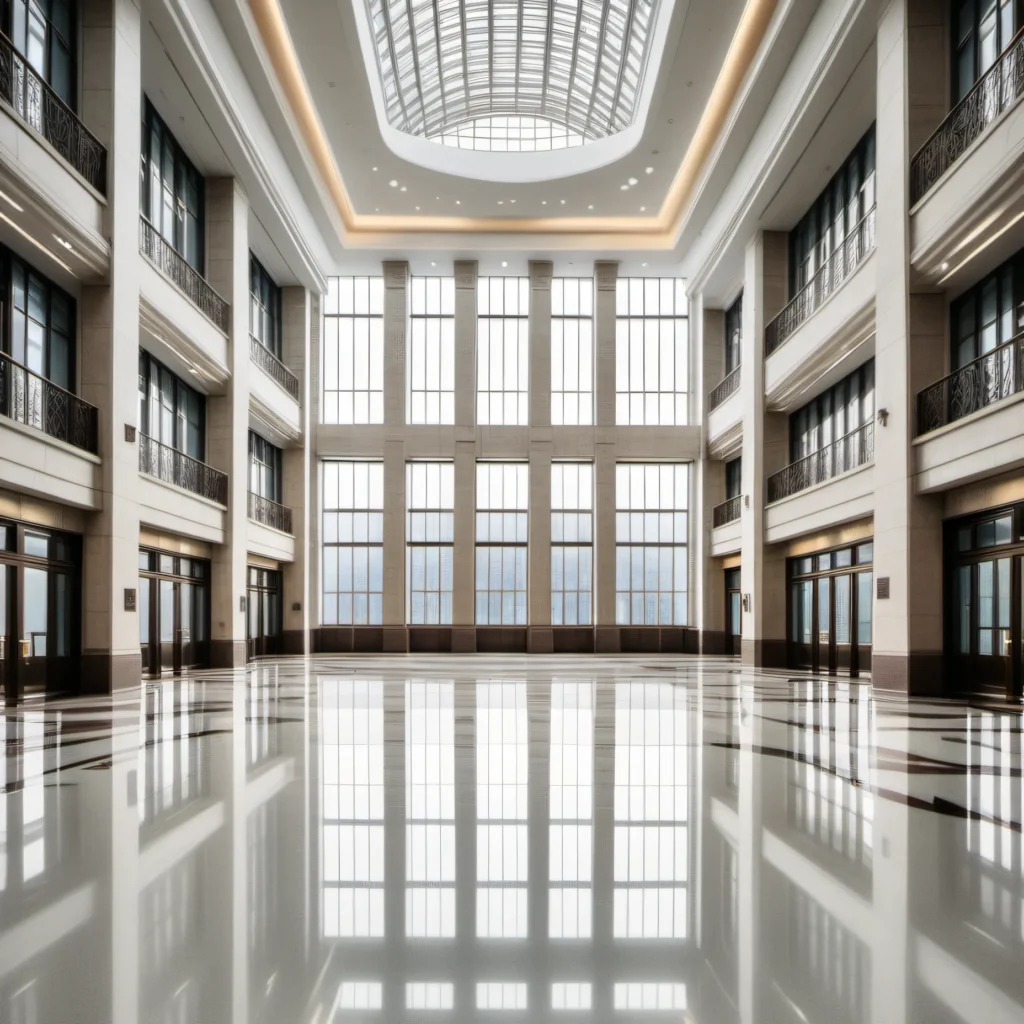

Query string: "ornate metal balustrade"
[916, 333, 1024, 436]
[0, 32, 107, 194]
[250, 335, 300, 401]
[709, 366, 741, 412]
[712, 495, 742, 528]
[764, 207, 876, 357]
[248, 491, 293, 534]
[766, 422, 874, 504]
[0, 350, 98, 453]
[911, 30, 1024, 204]
[139, 217, 230, 333]
[138, 433, 228, 505]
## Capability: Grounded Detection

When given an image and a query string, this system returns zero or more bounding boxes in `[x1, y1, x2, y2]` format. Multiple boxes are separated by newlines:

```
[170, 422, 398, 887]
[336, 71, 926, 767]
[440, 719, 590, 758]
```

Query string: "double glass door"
[139, 550, 209, 675]
[725, 567, 741, 656]
[246, 567, 281, 660]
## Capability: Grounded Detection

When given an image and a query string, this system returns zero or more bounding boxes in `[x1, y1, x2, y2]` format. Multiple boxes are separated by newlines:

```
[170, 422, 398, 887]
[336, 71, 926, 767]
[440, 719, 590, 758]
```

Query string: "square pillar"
[206, 178, 250, 668]
[529, 261, 553, 427]
[382, 439, 408, 650]
[594, 262, 618, 428]
[528, 443, 552, 650]
[454, 261, 477, 428]
[452, 439, 476, 651]
[594, 442, 618, 651]
[383, 261, 408, 428]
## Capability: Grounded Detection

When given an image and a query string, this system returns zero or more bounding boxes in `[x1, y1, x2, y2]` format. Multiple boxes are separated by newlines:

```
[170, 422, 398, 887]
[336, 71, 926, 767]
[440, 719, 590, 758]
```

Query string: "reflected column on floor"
[738, 682, 763, 1024]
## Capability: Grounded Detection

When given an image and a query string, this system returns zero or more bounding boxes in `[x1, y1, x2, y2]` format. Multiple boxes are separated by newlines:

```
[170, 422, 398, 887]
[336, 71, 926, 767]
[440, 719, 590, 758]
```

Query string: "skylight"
[365, 0, 661, 152]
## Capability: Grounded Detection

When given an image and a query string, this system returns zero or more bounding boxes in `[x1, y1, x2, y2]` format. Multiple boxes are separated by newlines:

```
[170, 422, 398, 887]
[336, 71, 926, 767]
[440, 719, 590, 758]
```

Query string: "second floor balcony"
[712, 495, 741, 528]
[765, 208, 876, 357]
[767, 422, 874, 504]
[139, 433, 228, 505]
[917, 333, 1024, 436]
[0, 351, 98, 453]
[709, 366, 740, 413]
[250, 335, 300, 401]
[247, 491, 293, 534]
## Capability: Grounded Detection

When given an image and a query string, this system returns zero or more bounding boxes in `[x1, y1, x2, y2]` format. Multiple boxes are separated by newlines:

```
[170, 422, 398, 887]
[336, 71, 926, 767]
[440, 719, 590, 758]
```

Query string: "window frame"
[137, 349, 205, 460]
[407, 275, 455, 425]
[551, 277, 595, 426]
[248, 430, 282, 503]
[724, 291, 742, 375]
[476, 276, 530, 426]
[249, 253, 282, 360]
[7, 0, 76, 108]
[322, 276, 385, 425]
[475, 461, 529, 626]
[406, 460, 455, 625]
[550, 461, 594, 626]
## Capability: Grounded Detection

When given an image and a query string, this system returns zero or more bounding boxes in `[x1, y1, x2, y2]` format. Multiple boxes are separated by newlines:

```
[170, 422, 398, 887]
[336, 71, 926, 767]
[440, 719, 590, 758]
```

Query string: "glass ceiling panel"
[366, 0, 661, 148]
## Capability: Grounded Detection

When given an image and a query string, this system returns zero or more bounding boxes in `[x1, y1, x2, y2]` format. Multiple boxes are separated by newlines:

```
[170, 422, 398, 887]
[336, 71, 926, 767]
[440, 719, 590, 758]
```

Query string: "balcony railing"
[765, 207, 876, 357]
[712, 495, 741, 528]
[766, 421, 874, 504]
[911, 29, 1024, 204]
[250, 335, 300, 401]
[709, 366, 741, 412]
[0, 32, 107, 194]
[248, 491, 293, 534]
[139, 433, 228, 505]
[916, 333, 1024, 436]
[0, 351, 98, 453]
[139, 217, 230, 333]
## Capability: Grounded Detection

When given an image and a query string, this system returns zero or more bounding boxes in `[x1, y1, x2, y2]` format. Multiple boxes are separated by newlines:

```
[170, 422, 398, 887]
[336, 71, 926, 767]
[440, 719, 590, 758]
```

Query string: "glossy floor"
[1, 656, 1022, 1024]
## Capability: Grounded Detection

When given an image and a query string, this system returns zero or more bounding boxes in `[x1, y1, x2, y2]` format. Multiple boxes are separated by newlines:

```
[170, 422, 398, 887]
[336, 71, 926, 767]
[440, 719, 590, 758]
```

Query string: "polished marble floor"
[1, 656, 1022, 1023]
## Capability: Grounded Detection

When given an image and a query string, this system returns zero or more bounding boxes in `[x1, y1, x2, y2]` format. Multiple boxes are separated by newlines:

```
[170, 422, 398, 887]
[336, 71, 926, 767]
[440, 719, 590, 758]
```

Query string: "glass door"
[725, 567, 741, 656]
[178, 583, 193, 671]
[159, 579, 175, 673]
[835, 574, 852, 674]
[20, 565, 49, 688]
[0, 564, 9, 700]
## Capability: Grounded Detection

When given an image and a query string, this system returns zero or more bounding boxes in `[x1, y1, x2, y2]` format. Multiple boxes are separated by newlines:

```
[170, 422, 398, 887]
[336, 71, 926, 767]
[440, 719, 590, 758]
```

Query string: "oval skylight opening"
[432, 115, 585, 153]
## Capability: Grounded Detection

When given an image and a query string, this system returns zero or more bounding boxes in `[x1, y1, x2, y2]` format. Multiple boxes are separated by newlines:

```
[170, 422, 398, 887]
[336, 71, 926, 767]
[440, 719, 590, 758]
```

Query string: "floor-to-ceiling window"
[323, 276, 384, 425]
[248, 431, 282, 504]
[949, 248, 1024, 370]
[406, 461, 454, 625]
[408, 276, 455, 424]
[137, 351, 205, 461]
[952, 0, 1020, 102]
[551, 462, 593, 626]
[551, 277, 594, 425]
[250, 254, 282, 359]
[6, 0, 76, 108]
[475, 462, 529, 625]
[724, 291, 742, 375]
[477, 277, 529, 425]
[789, 360, 874, 464]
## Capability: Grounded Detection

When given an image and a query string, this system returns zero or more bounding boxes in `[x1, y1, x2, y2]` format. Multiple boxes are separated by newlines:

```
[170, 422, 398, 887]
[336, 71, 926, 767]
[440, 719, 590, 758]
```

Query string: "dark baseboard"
[210, 639, 247, 669]
[476, 627, 528, 653]
[316, 627, 386, 653]
[280, 630, 308, 656]
[741, 638, 787, 668]
[552, 627, 595, 653]
[595, 626, 621, 653]
[871, 652, 944, 696]
[383, 626, 409, 653]
[80, 651, 143, 694]
[528, 627, 553, 654]
[451, 627, 476, 653]
[700, 630, 727, 655]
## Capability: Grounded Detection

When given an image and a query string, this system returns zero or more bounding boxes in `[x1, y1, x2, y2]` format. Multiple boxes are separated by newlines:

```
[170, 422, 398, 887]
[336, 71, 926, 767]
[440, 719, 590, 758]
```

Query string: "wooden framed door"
[814, 576, 833, 675]
[834, 574, 853, 674]
[0, 563, 10, 701]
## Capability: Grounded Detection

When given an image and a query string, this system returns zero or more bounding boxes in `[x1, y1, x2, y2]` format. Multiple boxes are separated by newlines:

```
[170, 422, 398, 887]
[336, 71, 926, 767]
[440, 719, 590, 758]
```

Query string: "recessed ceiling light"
[53, 234, 73, 251]
[542, 200, 547, 205]
[0, 190, 24, 212]
[560, 199, 566, 205]
[588, 204, 594, 210]
[640, 206, 647, 212]
[456, 200, 461, 205]
[502, 261, 508, 267]
[645, 167, 654, 174]
[498, 200, 504, 205]
[510, 199, 516, 204]
[620, 184, 629, 191]
[372, 166, 378, 172]
[628, 177, 638, 185]
[939, 261, 949, 271]
[415, 205, 420, 210]
[431, 261, 437, 267]
[389, 179, 398, 187]
[642, 262, 648, 267]
[400, 186, 407, 192]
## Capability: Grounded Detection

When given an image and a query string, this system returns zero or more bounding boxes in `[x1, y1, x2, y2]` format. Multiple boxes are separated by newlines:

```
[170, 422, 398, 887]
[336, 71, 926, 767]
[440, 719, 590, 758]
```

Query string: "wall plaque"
[124, 588, 136, 611]
[876, 577, 890, 599]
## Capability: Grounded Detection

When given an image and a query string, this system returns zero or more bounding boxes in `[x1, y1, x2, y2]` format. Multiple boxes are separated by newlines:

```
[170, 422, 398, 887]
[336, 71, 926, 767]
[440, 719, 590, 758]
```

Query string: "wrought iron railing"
[0, 32, 107, 194]
[0, 350, 98, 452]
[250, 335, 300, 401]
[248, 491, 293, 534]
[766, 422, 874, 504]
[712, 495, 741, 528]
[138, 433, 228, 505]
[765, 207, 876, 356]
[911, 29, 1024, 204]
[916, 333, 1024, 436]
[139, 217, 230, 333]
[709, 366, 741, 411]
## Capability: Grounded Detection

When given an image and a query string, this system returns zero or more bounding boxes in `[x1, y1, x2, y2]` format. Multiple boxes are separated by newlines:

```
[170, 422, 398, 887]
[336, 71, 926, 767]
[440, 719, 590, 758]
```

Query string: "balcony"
[247, 491, 293, 534]
[250, 336, 299, 401]
[138, 433, 228, 505]
[0, 33, 106, 194]
[709, 366, 740, 412]
[712, 495, 741, 527]
[139, 218, 230, 334]
[765, 208, 875, 357]
[0, 351, 98, 453]
[917, 334, 1024, 436]
[911, 30, 1024, 205]
[767, 422, 874, 504]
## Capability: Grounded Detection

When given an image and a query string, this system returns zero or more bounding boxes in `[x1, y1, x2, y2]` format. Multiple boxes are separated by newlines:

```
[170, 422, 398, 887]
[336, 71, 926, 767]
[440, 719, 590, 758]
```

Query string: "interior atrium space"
[2, 0, 1024, 1020]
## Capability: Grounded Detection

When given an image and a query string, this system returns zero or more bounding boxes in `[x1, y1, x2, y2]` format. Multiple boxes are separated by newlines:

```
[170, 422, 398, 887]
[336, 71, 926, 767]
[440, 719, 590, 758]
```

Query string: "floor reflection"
[0, 658, 1021, 1022]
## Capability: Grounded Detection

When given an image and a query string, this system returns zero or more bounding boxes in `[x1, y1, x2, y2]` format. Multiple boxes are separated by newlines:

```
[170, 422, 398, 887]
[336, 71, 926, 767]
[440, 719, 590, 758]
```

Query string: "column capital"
[454, 260, 478, 289]
[528, 260, 553, 290]
[595, 261, 619, 291]
[382, 260, 409, 289]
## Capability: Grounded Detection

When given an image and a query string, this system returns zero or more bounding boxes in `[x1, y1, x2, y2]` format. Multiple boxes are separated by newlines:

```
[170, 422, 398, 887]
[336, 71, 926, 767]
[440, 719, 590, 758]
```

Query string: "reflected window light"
[613, 983, 687, 1010]
[9, 979, 39, 1024]
[406, 982, 454, 1009]
[477, 681, 529, 938]
[552, 982, 592, 1010]
[0, 714, 6, 891]
[247, 664, 280, 767]
[549, 681, 594, 938]
[406, 681, 456, 937]
[321, 679, 385, 938]
[139, 860, 201, 1011]
[613, 682, 688, 939]
[21, 712, 45, 881]
[476, 983, 527, 1010]
[334, 981, 383, 1010]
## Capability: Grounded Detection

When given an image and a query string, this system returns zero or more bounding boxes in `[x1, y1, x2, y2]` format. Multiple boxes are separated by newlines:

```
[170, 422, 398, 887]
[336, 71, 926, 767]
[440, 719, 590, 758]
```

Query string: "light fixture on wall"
[742, 593, 751, 612]
[877, 407, 889, 427]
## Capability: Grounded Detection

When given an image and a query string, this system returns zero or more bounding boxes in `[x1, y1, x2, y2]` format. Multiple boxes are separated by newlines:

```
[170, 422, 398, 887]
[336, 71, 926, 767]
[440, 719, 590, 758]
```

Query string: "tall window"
[406, 681, 456, 937]
[321, 461, 383, 625]
[615, 464, 689, 626]
[137, 350, 204, 459]
[321, 678, 385, 937]
[323, 277, 384, 424]
[549, 681, 594, 939]
[250, 254, 282, 359]
[477, 277, 529, 425]
[724, 291, 742, 375]
[789, 127, 875, 295]
[406, 461, 454, 625]
[5, 249, 74, 389]
[953, 0, 1019, 102]
[789, 360, 874, 462]
[476, 462, 528, 625]
[141, 99, 204, 272]
[408, 276, 455, 424]
[551, 462, 593, 626]
[551, 278, 594, 425]
[725, 457, 742, 499]
[950, 250, 1024, 369]
[248, 431, 281, 503]
[477, 680, 529, 938]
[613, 682, 688, 939]
[615, 278, 688, 425]
[7, 0, 75, 106]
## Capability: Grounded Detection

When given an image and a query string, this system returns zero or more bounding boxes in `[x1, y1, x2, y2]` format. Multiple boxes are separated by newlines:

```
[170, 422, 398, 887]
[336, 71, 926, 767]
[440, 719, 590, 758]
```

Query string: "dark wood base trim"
[528, 627, 553, 654]
[552, 627, 595, 653]
[451, 627, 476, 653]
[210, 640, 248, 669]
[700, 630, 727, 655]
[741, 638, 787, 668]
[80, 651, 143, 693]
[870, 652, 944, 696]
[476, 627, 528, 653]
[595, 626, 621, 653]
[383, 626, 409, 653]
[280, 629, 308, 656]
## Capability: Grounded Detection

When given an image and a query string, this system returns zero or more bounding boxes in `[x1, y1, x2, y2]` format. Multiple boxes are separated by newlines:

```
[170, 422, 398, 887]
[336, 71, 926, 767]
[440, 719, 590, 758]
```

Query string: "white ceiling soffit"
[354, 0, 675, 182]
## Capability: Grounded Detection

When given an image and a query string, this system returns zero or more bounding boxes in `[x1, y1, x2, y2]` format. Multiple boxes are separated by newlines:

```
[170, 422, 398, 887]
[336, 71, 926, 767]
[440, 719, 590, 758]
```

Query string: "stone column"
[871, 0, 945, 693]
[594, 443, 618, 651]
[383, 261, 408, 428]
[739, 232, 788, 667]
[79, 0, 142, 692]
[382, 439, 407, 651]
[452, 440, 476, 652]
[528, 444, 552, 650]
[281, 286, 312, 654]
[529, 261, 553, 426]
[308, 294, 322, 649]
[594, 261, 618, 428]
[454, 261, 477, 428]
[206, 179, 251, 668]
